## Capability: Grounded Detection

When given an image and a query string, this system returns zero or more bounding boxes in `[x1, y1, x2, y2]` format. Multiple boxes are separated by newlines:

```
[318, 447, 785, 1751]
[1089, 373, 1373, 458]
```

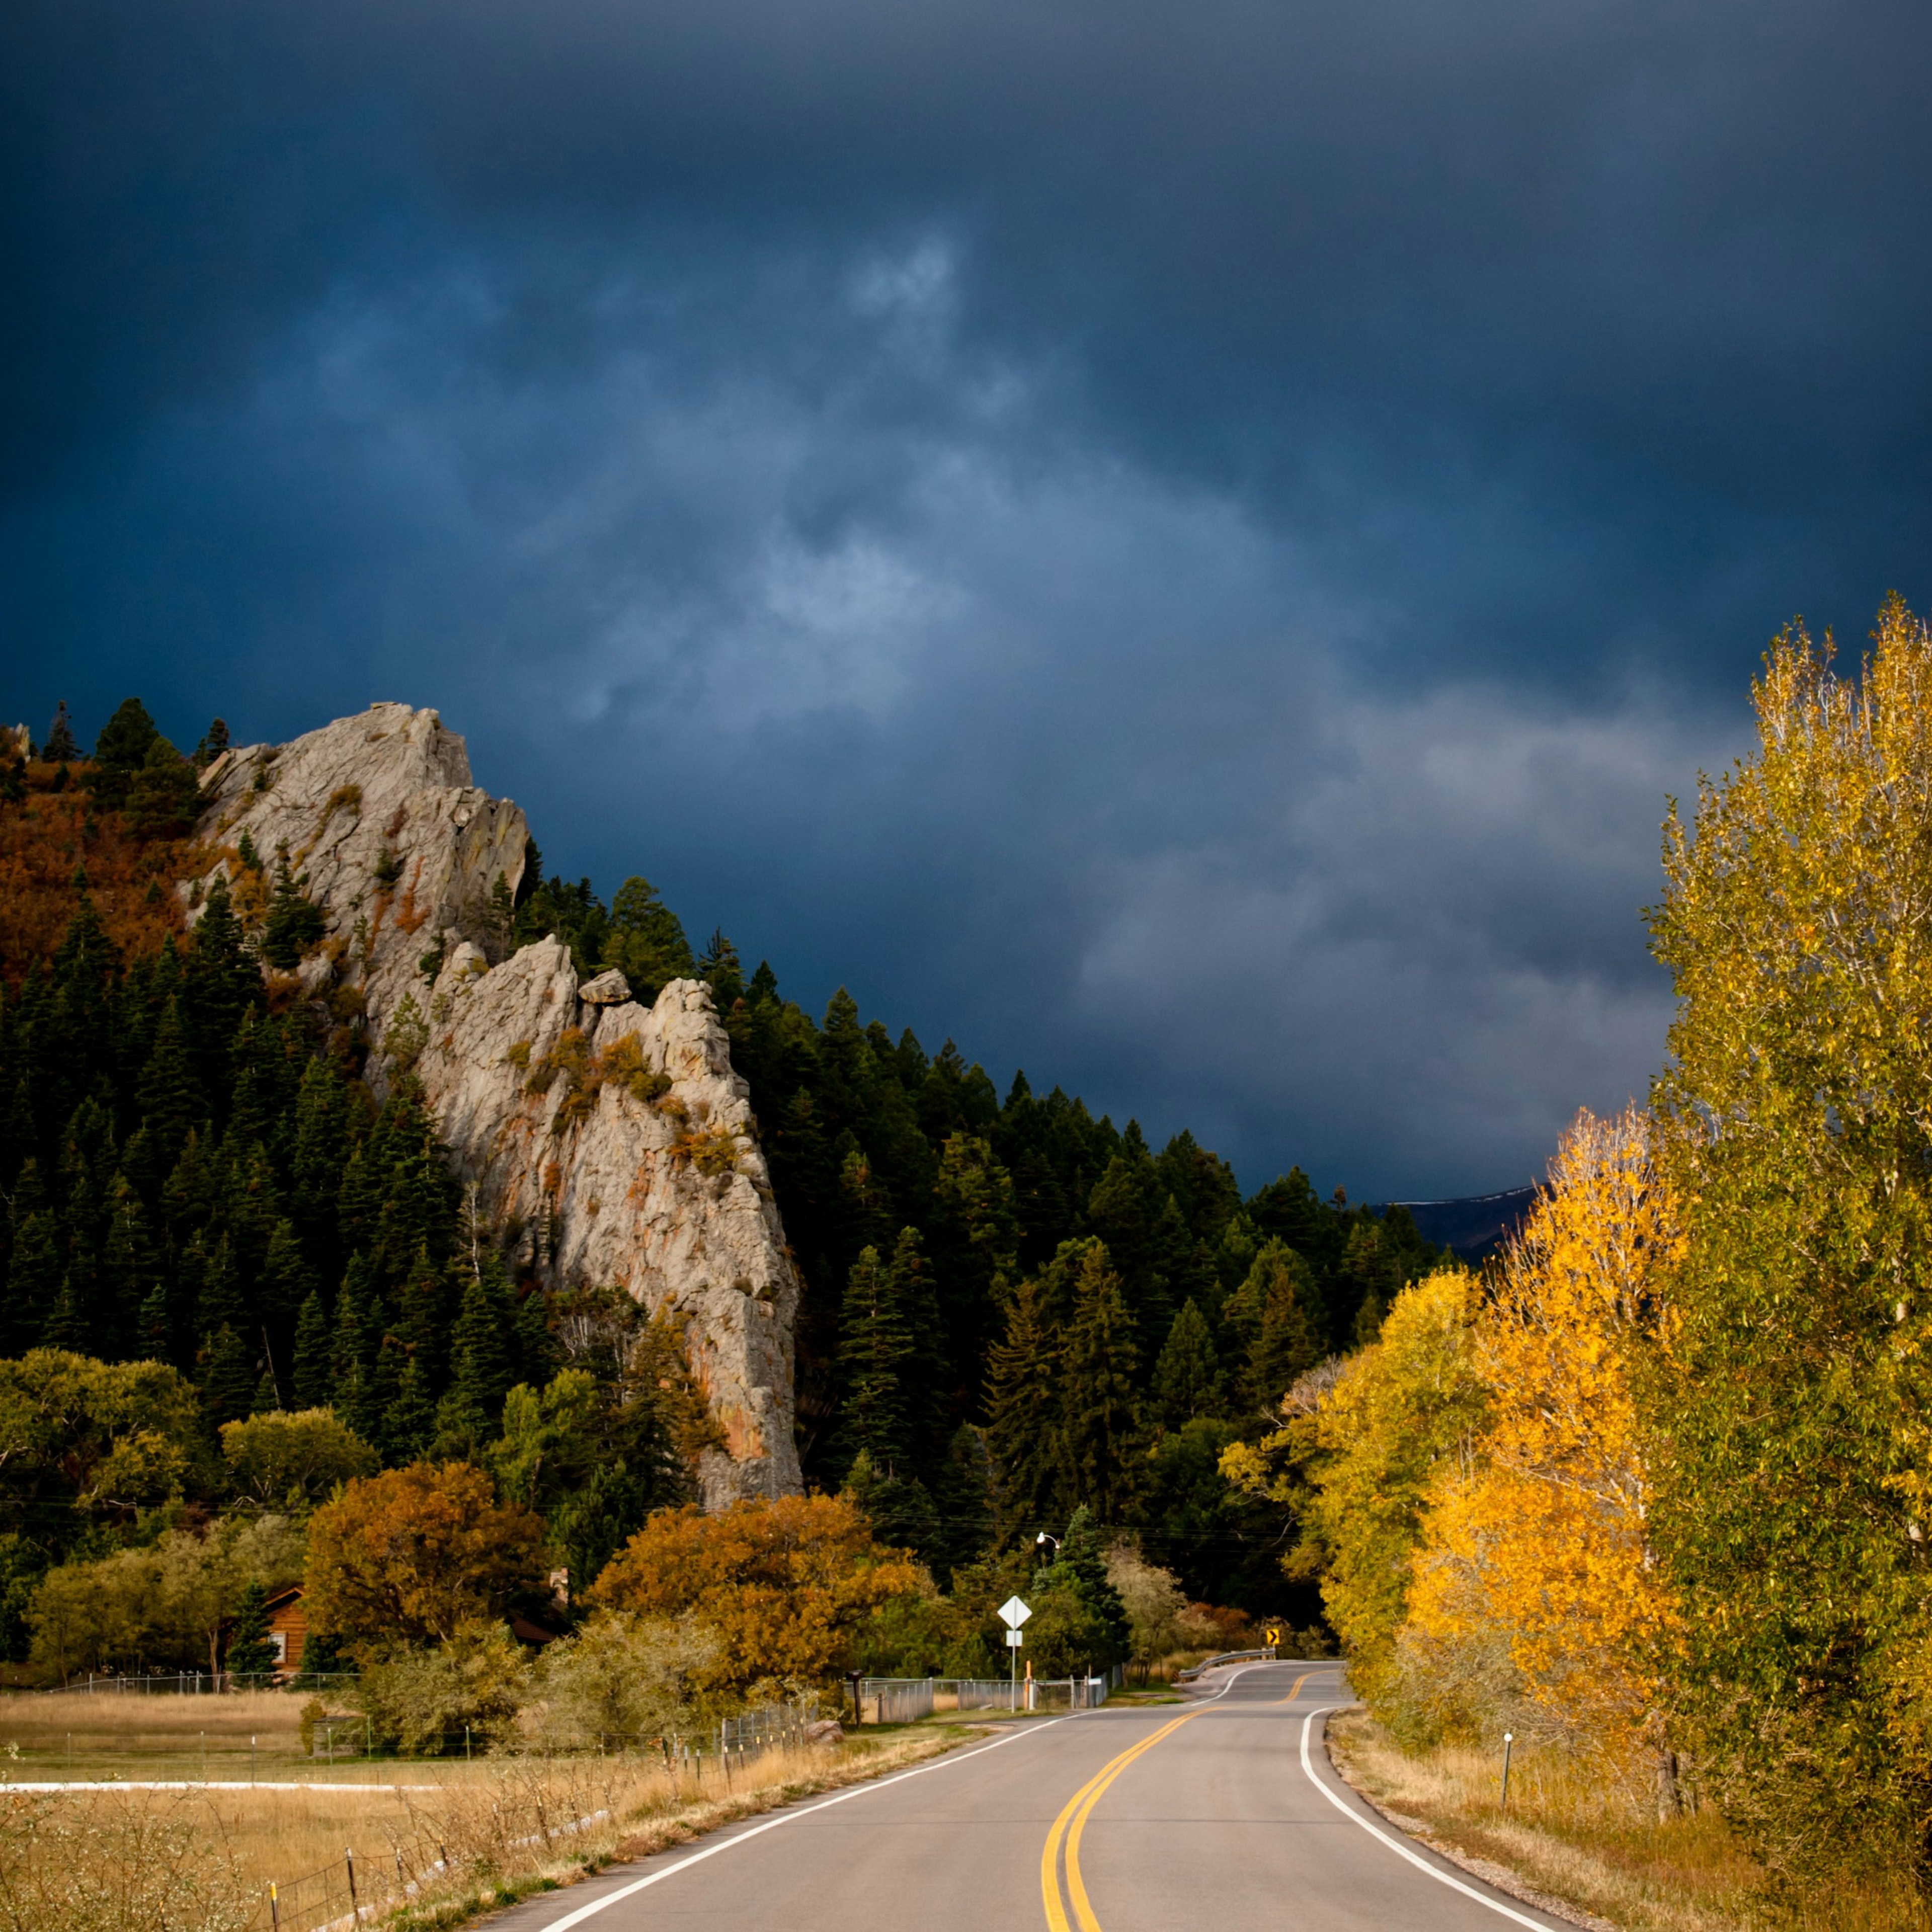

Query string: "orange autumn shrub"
[588, 1492, 926, 1694]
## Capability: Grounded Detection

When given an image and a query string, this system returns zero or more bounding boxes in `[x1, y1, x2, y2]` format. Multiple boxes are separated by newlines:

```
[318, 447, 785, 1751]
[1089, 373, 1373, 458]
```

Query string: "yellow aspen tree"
[1403, 1105, 1680, 1769]
[1229, 1267, 1485, 1715]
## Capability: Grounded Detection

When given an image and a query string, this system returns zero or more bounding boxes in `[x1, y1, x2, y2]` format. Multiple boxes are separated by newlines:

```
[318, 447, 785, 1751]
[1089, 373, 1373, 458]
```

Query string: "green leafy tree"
[1646, 600, 1932, 1872]
[221, 1409, 377, 1507]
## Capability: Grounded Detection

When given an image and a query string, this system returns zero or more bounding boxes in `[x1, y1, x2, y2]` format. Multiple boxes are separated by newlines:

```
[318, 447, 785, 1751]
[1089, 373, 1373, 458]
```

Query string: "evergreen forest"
[0, 698, 1441, 1658]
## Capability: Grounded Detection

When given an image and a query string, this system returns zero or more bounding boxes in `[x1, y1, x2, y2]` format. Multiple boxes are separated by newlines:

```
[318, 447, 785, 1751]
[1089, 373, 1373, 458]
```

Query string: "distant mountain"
[1386, 1186, 1538, 1261]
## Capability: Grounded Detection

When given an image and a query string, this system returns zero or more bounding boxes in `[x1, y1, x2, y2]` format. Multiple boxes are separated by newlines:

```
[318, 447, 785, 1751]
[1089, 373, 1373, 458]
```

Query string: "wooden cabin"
[262, 1585, 308, 1676]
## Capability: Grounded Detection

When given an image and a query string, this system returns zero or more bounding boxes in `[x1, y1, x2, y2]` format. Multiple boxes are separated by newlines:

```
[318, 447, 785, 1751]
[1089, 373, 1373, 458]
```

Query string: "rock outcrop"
[188, 702, 803, 1506]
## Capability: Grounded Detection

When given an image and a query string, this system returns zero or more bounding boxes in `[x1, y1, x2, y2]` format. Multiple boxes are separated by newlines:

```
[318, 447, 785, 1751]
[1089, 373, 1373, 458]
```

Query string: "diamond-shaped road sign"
[997, 1595, 1032, 1629]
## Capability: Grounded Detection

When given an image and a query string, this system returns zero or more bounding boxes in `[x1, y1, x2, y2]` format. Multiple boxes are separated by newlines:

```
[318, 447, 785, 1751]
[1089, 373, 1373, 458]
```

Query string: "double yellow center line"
[1039, 1672, 1312, 1932]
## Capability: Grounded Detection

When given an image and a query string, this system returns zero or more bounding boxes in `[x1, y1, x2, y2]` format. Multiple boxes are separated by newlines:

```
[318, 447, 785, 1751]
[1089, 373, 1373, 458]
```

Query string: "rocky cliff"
[187, 702, 803, 1506]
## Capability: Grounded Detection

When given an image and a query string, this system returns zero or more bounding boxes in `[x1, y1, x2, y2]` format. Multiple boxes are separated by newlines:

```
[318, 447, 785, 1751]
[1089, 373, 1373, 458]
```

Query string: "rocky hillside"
[187, 703, 802, 1506]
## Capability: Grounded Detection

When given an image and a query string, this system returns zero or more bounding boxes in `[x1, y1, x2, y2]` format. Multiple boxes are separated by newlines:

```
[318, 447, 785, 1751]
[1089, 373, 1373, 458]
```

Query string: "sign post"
[998, 1596, 1032, 1713]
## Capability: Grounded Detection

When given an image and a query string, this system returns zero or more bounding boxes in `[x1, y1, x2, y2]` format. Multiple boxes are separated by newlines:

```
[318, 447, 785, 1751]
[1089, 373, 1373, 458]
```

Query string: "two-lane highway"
[494, 1663, 1570, 1931]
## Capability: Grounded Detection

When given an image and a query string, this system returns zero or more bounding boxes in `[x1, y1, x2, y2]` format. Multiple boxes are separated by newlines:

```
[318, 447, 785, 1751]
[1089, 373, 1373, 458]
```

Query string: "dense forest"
[0, 696, 1439, 1665]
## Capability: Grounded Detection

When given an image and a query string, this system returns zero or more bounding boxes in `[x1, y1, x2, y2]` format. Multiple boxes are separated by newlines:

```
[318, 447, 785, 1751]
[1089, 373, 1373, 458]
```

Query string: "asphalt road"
[494, 1662, 1572, 1932]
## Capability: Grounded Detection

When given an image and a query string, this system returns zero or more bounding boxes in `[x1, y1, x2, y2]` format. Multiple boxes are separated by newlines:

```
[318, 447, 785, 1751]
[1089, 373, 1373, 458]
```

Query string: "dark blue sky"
[7, 0, 1930, 1196]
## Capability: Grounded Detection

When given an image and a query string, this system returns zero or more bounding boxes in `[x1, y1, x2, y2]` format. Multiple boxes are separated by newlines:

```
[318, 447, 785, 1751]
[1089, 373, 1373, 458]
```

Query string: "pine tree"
[202, 1323, 257, 1428]
[929, 1422, 997, 1578]
[261, 857, 326, 970]
[445, 1256, 520, 1433]
[1085, 1142, 1168, 1338]
[884, 1225, 947, 1483]
[331, 1258, 383, 1446]
[41, 701, 79, 764]
[1151, 1298, 1223, 1428]
[194, 1235, 247, 1348]
[103, 1172, 162, 1358]
[4, 1198, 62, 1353]
[1059, 1243, 1140, 1524]
[836, 1245, 913, 1478]
[125, 738, 201, 840]
[43, 1274, 89, 1351]
[696, 928, 743, 1007]
[251, 1363, 283, 1414]
[224, 1579, 278, 1681]
[184, 874, 261, 1091]
[601, 876, 695, 1002]
[837, 1146, 895, 1259]
[136, 1278, 173, 1361]
[1229, 1241, 1323, 1412]
[985, 1273, 1064, 1535]
[89, 697, 161, 806]
[192, 718, 230, 769]
[384, 1345, 435, 1462]
[393, 1241, 449, 1388]
[841, 1447, 940, 1554]
[1044, 1503, 1131, 1663]
[930, 1133, 1021, 1385]
[291, 1290, 333, 1409]
[290, 1056, 352, 1277]
[259, 1219, 317, 1347]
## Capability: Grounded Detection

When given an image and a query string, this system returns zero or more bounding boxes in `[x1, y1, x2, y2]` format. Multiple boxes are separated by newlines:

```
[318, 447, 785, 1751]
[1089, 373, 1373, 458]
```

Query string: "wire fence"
[16, 1671, 361, 1697]
[260, 1705, 826, 1931]
[859, 1673, 1117, 1719]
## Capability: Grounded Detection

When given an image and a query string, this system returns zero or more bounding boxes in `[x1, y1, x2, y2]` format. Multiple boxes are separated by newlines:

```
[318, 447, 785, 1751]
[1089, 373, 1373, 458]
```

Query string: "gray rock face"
[187, 702, 803, 1506]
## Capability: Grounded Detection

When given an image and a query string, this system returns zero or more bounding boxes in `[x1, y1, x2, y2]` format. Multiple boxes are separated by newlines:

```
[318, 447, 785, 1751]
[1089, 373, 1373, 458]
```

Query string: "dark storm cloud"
[4, 0, 1925, 1190]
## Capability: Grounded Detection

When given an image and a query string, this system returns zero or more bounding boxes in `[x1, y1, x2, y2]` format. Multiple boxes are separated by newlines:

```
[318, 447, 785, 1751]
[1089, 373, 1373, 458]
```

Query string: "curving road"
[496, 1662, 1570, 1932]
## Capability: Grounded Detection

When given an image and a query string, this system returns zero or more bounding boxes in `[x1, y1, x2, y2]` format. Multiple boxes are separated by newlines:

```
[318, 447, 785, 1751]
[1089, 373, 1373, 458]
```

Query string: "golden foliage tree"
[1225, 1267, 1485, 1714]
[303, 1462, 546, 1650]
[587, 1492, 926, 1694]
[1399, 1105, 1678, 1768]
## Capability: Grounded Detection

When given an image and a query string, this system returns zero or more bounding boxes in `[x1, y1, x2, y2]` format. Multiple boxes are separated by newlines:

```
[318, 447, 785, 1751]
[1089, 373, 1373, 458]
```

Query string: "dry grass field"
[0, 1691, 972, 1932]
[1327, 1710, 1928, 1932]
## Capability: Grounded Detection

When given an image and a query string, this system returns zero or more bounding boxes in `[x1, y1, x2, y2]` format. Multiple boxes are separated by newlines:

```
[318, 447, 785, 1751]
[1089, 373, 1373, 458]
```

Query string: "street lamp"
[1035, 1533, 1059, 1560]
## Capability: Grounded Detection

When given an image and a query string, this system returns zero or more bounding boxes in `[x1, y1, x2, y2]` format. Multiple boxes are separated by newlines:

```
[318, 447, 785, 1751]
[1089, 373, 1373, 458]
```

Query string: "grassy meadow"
[0, 1688, 975, 1932]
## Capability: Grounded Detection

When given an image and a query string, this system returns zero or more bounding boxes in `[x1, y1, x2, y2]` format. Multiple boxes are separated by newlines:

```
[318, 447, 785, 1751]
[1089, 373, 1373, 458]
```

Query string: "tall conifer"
[1059, 1243, 1140, 1524]
[985, 1273, 1064, 1535]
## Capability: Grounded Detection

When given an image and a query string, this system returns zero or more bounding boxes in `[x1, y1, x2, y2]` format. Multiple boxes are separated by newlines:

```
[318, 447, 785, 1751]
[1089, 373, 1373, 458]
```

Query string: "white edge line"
[1298, 1708, 1559, 1932]
[533, 1714, 1073, 1932]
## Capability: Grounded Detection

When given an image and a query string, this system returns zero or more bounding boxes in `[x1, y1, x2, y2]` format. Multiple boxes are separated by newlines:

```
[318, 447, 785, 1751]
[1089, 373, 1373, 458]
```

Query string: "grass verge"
[1325, 1709, 1927, 1932]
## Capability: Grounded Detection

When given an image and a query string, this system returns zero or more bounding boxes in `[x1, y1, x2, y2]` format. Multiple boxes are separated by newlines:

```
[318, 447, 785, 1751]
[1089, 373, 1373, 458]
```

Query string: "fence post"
[345, 1847, 359, 1922]
[269, 1881, 280, 1931]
